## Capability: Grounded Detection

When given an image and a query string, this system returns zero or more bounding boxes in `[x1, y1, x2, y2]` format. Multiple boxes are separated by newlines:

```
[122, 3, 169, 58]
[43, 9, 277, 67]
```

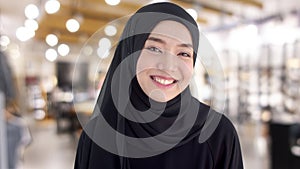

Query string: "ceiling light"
[97, 38, 111, 59]
[97, 48, 110, 59]
[0, 36, 10, 47]
[66, 19, 80, 33]
[186, 8, 198, 21]
[58, 44, 70, 56]
[105, 0, 120, 6]
[46, 34, 58, 46]
[98, 38, 111, 48]
[104, 25, 117, 36]
[45, 48, 58, 62]
[25, 19, 39, 31]
[34, 110, 46, 120]
[45, 0, 61, 14]
[25, 4, 39, 19]
[16, 26, 35, 42]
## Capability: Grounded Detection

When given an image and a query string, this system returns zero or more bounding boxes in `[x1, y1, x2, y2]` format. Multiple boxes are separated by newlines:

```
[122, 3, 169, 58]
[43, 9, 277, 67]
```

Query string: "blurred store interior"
[1, 0, 300, 168]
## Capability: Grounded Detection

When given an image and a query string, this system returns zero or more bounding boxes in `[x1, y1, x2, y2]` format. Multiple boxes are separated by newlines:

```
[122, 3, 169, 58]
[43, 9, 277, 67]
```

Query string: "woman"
[75, 2, 243, 169]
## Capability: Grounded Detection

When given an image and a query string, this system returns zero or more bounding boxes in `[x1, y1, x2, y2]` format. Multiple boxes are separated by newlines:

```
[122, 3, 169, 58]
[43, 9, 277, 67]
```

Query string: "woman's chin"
[147, 90, 176, 103]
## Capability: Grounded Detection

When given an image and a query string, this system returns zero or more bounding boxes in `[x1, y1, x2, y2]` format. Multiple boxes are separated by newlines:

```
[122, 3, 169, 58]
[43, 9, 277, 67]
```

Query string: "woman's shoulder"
[200, 113, 244, 168]
[209, 113, 239, 142]
[218, 114, 238, 134]
[204, 112, 241, 155]
[195, 101, 238, 141]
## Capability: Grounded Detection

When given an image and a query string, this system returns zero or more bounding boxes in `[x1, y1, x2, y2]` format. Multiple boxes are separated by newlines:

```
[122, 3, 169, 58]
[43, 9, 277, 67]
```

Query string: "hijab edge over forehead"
[136, 2, 198, 31]
[118, 2, 200, 62]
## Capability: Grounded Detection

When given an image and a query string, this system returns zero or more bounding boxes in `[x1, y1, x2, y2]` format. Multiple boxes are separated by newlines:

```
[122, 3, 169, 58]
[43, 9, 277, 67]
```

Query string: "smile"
[150, 75, 177, 86]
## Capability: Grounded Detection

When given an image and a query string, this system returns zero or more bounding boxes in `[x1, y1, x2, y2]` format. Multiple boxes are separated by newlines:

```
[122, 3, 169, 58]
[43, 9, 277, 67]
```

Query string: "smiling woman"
[74, 2, 244, 169]
[136, 20, 194, 102]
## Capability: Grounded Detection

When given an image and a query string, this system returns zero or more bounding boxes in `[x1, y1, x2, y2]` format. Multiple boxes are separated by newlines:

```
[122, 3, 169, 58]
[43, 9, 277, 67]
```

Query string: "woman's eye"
[146, 46, 162, 53]
[178, 52, 191, 58]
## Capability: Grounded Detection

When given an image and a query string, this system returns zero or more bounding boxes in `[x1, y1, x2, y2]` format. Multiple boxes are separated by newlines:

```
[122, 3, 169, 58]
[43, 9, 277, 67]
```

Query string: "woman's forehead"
[149, 20, 193, 45]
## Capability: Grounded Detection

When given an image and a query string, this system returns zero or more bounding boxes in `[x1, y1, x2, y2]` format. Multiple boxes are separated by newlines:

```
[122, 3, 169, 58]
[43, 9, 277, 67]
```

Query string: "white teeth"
[153, 77, 174, 85]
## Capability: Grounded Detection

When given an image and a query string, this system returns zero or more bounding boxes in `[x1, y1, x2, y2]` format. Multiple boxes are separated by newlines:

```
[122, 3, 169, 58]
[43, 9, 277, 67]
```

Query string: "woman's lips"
[150, 75, 177, 88]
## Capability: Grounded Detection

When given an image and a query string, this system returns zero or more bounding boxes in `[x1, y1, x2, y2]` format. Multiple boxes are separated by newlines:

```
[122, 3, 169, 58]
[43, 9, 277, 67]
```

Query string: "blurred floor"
[16, 116, 270, 169]
[238, 121, 270, 169]
[19, 117, 77, 169]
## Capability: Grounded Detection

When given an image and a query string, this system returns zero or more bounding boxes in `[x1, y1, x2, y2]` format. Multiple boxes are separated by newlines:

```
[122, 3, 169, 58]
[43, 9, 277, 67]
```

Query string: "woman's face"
[136, 20, 194, 102]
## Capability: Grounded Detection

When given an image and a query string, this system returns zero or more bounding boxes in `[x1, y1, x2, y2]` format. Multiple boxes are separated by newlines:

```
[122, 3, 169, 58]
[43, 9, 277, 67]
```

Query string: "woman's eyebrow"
[178, 43, 193, 49]
[147, 36, 193, 49]
[147, 36, 166, 44]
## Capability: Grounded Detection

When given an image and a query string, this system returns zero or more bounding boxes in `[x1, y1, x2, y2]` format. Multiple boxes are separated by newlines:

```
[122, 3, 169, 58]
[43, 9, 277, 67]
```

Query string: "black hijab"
[77, 2, 211, 168]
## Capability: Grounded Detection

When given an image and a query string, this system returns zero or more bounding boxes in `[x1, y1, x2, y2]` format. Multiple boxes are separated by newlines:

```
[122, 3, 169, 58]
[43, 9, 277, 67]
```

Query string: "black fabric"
[75, 114, 244, 169]
[75, 2, 243, 169]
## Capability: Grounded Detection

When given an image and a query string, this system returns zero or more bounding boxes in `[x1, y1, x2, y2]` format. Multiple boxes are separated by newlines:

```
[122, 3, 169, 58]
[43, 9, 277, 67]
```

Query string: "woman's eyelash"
[146, 46, 162, 53]
[178, 52, 191, 58]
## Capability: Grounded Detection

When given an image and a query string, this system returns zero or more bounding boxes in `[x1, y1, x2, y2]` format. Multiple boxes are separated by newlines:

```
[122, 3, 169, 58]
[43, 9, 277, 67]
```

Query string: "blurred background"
[1, 0, 300, 169]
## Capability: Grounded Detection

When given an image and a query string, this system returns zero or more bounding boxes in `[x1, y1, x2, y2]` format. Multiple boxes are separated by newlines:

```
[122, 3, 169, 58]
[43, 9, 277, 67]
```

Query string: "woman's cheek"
[181, 61, 194, 80]
[136, 52, 157, 73]
[137, 52, 159, 71]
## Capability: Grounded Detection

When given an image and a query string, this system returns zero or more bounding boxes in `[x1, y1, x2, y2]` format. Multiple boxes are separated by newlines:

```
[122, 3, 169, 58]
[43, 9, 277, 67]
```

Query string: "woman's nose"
[158, 52, 178, 71]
